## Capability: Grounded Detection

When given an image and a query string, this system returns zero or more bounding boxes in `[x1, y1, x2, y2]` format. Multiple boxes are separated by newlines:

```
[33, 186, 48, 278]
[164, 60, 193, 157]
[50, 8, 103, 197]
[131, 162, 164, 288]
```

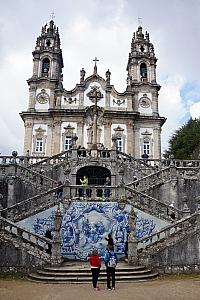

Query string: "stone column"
[128, 207, 138, 265]
[51, 204, 63, 265]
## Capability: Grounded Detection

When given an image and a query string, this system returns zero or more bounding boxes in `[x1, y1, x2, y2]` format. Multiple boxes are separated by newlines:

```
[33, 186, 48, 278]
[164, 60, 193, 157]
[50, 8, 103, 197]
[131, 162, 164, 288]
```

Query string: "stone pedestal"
[128, 233, 138, 265]
[51, 204, 63, 265]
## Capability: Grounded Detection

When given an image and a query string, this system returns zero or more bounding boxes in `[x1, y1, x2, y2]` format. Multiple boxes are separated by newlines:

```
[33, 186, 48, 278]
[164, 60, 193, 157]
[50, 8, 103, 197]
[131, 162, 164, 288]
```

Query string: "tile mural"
[17, 202, 168, 260]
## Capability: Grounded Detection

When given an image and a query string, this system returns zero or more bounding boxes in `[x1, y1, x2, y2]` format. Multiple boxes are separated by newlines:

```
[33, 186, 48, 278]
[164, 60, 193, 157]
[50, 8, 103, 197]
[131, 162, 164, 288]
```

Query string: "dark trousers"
[106, 267, 115, 288]
[91, 268, 100, 288]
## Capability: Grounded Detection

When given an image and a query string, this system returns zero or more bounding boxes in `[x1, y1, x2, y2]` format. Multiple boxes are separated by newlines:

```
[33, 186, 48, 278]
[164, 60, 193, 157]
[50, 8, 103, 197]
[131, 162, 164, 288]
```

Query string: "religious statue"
[106, 69, 111, 85]
[80, 68, 86, 83]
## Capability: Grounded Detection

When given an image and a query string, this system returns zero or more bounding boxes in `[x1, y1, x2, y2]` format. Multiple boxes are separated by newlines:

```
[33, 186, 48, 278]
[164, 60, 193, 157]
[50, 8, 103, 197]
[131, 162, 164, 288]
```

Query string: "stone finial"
[106, 69, 111, 85]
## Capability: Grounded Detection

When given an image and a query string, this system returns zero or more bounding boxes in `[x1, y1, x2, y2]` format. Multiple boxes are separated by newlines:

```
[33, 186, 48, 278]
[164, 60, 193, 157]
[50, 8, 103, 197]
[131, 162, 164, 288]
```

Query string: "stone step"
[28, 272, 158, 283]
[28, 262, 158, 283]
[36, 268, 153, 277]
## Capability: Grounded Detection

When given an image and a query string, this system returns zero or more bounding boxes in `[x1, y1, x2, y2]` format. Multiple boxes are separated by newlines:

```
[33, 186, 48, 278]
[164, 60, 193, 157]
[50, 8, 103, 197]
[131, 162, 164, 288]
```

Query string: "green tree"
[164, 118, 200, 159]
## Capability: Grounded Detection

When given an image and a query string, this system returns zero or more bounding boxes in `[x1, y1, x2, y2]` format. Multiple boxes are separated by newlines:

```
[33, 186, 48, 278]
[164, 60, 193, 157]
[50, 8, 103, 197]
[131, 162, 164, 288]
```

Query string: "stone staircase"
[28, 261, 158, 283]
[125, 186, 183, 222]
[0, 216, 51, 263]
[137, 213, 198, 258]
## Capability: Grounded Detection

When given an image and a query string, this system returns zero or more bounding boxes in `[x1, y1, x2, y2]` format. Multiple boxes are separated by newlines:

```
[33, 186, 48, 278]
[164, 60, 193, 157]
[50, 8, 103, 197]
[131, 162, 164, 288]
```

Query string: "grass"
[0, 273, 26, 281]
[158, 273, 200, 280]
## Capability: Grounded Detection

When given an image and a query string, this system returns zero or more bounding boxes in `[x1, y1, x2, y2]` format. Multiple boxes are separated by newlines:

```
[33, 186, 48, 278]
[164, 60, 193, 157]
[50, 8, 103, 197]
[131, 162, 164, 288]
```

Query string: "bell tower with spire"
[126, 26, 165, 159]
[20, 20, 64, 156]
[27, 19, 63, 111]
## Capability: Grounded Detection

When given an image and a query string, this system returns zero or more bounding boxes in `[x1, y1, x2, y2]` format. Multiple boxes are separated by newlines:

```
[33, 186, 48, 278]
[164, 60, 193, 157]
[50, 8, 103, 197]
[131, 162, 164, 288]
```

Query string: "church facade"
[20, 20, 166, 159]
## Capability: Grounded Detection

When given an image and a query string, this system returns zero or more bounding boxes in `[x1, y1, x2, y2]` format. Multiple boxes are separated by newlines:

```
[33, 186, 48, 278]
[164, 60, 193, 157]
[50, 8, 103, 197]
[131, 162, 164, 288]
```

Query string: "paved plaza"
[1, 277, 200, 300]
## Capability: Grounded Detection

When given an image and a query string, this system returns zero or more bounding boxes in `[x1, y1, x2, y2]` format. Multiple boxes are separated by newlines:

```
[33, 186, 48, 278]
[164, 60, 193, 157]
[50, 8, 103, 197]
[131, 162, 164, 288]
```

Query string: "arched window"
[42, 58, 50, 76]
[140, 63, 147, 78]
[143, 138, 150, 155]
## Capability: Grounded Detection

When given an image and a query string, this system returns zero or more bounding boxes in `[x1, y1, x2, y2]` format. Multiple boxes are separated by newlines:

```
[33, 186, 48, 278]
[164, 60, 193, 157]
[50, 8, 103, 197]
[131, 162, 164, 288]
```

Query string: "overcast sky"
[0, 0, 200, 156]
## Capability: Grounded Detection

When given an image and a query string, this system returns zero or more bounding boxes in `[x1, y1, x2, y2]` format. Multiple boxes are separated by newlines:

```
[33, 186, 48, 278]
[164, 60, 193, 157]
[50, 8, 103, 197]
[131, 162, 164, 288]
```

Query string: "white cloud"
[0, 0, 200, 155]
[190, 102, 200, 119]
[159, 75, 186, 151]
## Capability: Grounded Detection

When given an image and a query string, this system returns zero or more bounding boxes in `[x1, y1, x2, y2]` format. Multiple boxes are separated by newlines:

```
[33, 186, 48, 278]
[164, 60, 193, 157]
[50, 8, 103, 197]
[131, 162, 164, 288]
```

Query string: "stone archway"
[76, 166, 111, 185]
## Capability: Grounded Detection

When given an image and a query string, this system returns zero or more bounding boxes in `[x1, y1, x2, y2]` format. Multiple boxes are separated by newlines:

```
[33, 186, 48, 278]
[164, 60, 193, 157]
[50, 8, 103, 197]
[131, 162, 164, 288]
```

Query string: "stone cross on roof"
[93, 57, 99, 74]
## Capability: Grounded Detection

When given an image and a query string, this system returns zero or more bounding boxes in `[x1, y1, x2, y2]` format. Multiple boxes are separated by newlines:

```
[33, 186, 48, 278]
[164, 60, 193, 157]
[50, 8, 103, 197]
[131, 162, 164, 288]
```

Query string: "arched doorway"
[76, 166, 111, 185]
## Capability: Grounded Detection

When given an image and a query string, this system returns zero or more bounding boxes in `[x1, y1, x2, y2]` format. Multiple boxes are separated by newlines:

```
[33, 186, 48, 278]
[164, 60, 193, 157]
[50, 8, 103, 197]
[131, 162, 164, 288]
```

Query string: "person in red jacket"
[89, 248, 101, 291]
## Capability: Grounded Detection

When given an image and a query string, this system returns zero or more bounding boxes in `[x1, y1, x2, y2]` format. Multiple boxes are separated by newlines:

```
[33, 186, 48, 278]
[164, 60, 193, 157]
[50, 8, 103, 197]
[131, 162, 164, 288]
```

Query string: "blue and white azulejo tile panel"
[17, 202, 169, 260]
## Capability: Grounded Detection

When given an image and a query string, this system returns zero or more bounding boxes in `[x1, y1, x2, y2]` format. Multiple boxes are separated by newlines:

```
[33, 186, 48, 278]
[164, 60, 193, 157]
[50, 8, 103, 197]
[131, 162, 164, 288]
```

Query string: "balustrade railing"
[125, 186, 183, 222]
[0, 187, 60, 222]
[0, 216, 51, 261]
[137, 213, 197, 252]
[15, 165, 57, 191]
[67, 185, 120, 201]
[126, 166, 172, 192]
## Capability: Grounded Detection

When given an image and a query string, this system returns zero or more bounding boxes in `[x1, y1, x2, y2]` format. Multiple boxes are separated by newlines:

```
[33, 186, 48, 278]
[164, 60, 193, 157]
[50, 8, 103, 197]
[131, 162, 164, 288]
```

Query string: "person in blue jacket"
[104, 244, 118, 290]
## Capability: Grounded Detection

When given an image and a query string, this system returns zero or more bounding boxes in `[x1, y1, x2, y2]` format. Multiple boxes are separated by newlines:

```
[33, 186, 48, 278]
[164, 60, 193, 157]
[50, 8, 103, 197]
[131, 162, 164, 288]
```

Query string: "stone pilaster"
[104, 121, 111, 149]
[105, 91, 111, 108]
[46, 123, 54, 156]
[23, 121, 33, 155]
[134, 125, 140, 158]
[52, 120, 62, 155]
[28, 86, 36, 110]
[151, 91, 158, 114]
[77, 122, 84, 147]
[32, 56, 39, 78]
[153, 127, 161, 159]
[126, 121, 134, 156]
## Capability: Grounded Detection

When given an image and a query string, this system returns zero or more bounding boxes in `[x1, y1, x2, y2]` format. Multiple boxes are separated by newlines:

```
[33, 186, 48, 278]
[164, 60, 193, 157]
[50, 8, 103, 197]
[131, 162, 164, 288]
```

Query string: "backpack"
[107, 253, 117, 268]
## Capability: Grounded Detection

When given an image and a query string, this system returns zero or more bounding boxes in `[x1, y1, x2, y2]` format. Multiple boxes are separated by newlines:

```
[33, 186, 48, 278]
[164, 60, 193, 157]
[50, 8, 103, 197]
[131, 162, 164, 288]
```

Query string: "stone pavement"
[1, 278, 200, 300]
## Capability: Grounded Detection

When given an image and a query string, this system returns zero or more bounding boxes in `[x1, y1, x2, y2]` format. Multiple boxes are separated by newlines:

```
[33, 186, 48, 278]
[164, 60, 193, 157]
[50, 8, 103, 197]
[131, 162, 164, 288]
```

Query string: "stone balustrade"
[66, 185, 122, 201]
[137, 213, 197, 252]
[0, 187, 60, 222]
[125, 186, 183, 222]
[0, 216, 51, 261]
[16, 165, 57, 190]
[126, 166, 172, 192]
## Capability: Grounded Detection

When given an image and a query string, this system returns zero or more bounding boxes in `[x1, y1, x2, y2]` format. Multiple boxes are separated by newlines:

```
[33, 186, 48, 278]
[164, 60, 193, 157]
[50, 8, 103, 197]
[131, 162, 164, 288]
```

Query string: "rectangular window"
[35, 138, 43, 152]
[64, 137, 72, 150]
[143, 140, 150, 155]
[116, 138, 123, 152]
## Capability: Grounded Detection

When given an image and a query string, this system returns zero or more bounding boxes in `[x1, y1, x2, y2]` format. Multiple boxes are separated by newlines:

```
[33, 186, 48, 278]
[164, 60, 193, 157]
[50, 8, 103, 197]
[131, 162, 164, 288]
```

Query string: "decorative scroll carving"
[113, 98, 125, 106]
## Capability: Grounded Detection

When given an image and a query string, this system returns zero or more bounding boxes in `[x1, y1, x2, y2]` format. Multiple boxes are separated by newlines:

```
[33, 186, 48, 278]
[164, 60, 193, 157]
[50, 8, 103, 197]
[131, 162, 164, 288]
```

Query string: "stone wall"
[140, 230, 200, 274]
[0, 235, 46, 274]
